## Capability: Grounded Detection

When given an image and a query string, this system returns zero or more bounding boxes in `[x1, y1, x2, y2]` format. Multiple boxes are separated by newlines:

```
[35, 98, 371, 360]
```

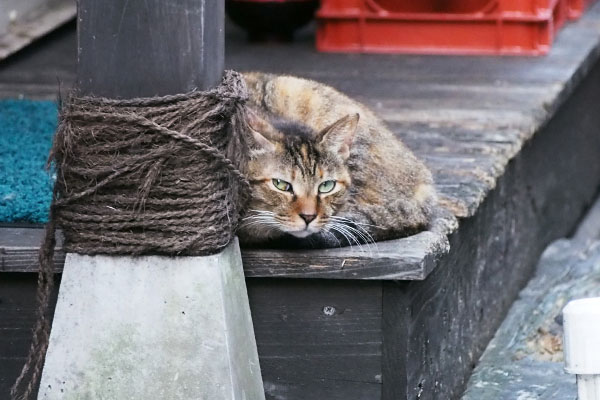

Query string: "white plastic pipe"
[563, 297, 600, 400]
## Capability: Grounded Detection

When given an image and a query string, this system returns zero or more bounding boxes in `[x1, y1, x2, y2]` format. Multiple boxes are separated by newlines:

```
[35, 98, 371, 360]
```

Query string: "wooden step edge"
[0, 213, 457, 280]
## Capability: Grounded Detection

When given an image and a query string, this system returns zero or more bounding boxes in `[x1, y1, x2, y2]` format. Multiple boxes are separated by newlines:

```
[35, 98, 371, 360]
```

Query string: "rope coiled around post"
[11, 70, 251, 399]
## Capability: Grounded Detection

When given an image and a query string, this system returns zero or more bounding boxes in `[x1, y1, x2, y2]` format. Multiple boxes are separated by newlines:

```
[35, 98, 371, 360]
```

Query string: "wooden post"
[38, 1, 264, 399]
[76, 0, 223, 97]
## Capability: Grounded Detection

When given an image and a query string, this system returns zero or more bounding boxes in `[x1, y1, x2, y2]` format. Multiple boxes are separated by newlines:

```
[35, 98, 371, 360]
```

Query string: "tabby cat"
[237, 72, 437, 247]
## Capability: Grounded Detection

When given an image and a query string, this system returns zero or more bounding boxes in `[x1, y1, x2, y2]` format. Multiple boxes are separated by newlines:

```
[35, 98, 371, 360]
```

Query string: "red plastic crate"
[567, 0, 598, 19]
[316, 0, 569, 55]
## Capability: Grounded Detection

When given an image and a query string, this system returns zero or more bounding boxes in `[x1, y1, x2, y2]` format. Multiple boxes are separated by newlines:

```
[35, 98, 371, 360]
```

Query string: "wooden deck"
[2, 11, 600, 280]
[2, 6, 600, 399]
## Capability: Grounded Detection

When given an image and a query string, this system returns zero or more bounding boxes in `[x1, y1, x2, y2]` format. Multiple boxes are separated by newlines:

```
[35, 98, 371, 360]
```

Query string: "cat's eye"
[318, 180, 336, 194]
[272, 178, 292, 192]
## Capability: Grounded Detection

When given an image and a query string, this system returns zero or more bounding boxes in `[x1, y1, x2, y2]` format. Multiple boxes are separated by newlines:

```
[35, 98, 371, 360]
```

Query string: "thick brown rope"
[11, 70, 251, 400]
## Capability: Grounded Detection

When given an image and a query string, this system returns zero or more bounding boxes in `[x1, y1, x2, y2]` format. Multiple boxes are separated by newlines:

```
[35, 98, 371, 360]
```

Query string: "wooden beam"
[0, 227, 450, 280]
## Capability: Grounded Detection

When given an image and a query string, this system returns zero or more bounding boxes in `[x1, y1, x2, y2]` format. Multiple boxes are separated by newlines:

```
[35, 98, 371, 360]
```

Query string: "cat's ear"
[318, 113, 359, 160]
[246, 109, 278, 153]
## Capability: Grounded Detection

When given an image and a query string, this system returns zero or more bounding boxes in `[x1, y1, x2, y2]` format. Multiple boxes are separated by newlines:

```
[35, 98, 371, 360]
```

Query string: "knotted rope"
[12, 70, 251, 399]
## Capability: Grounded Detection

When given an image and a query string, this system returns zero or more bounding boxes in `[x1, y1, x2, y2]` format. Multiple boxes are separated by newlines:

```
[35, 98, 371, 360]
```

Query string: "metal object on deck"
[564, 297, 600, 400]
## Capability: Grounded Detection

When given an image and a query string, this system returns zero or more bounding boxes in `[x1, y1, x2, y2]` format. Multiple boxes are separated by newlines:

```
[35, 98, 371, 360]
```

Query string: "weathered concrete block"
[39, 238, 264, 400]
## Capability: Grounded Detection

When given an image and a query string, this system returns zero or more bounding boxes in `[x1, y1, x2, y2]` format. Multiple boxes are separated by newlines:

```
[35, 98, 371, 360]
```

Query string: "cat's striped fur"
[238, 72, 437, 247]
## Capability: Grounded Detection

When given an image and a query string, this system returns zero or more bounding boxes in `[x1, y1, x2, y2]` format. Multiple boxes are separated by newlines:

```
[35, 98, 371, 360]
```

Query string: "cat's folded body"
[238, 72, 437, 248]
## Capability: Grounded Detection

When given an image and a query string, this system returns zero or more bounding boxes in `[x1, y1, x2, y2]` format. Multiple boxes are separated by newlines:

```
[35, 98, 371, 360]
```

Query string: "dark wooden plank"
[382, 54, 600, 400]
[0, 0, 75, 61]
[0, 225, 61, 247]
[0, 245, 64, 274]
[241, 230, 452, 279]
[574, 195, 600, 241]
[339, 83, 551, 116]
[381, 282, 410, 400]
[392, 123, 524, 146]
[262, 380, 381, 400]
[77, 0, 223, 97]
[225, 7, 600, 88]
[0, 227, 64, 272]
[0, 272, 386, 400]
[0, 274, 59, 399]
[0, 227, 452, 280]
[247, 279, 383, 400]
[3, 276, 382, 400]
[0, 21, 76, 99]
[401, 134, 516, 159]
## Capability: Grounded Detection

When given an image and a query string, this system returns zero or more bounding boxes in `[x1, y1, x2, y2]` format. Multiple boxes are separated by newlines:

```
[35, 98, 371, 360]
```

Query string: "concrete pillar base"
[39, 238, 264, 400]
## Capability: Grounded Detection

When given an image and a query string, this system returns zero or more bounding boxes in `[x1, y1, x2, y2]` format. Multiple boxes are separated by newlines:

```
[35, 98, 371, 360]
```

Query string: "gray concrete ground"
[463, 197, 600, 400]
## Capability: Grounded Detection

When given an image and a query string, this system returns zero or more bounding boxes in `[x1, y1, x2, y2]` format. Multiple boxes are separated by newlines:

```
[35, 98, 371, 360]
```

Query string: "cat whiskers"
[322, 224, 356, 251]
[326, 216, 378, 254]
[240, 210, 284, 234]
[331, 215, 382, 230]
[325, 223, 365, 253]
[330, 216, 377, 239]
[320, 227, 342, 247]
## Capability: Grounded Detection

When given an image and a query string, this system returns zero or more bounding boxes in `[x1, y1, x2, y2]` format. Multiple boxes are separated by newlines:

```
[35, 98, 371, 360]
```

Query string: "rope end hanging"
[11, 203, 57, 400]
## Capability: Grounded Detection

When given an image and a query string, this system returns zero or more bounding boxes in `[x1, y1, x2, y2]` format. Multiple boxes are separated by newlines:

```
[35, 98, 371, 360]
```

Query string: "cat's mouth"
[285, 223, 322, 238]
[287, 229, 319, 238]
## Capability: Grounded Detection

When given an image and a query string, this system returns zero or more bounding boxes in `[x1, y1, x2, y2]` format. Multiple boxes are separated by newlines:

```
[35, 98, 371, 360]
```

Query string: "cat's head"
[241, 110, 359, 240]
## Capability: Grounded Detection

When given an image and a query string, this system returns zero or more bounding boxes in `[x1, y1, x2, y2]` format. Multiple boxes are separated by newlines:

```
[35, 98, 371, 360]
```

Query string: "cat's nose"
[299, 213, 317, 225]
